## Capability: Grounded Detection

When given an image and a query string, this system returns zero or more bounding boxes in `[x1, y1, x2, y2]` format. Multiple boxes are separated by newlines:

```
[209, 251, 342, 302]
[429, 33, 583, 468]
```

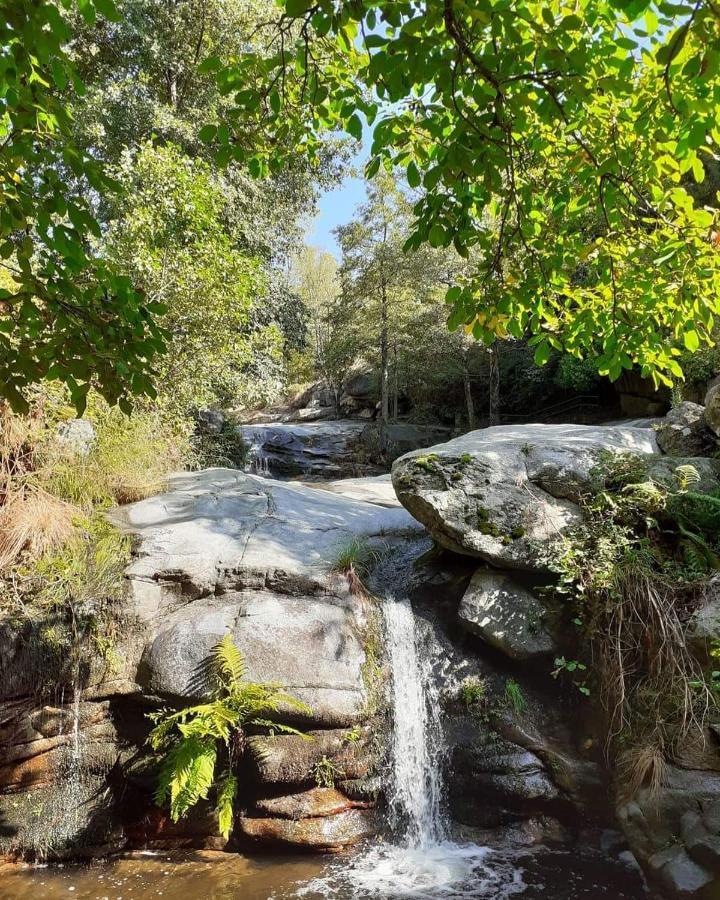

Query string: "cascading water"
[382, 595, 445, 848]
[295, 554, 526, 899]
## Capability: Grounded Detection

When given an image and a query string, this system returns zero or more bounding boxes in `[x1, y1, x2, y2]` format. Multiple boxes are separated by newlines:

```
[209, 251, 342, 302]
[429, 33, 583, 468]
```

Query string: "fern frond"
[249, 718, 313, 738]
[211, 633, 247, 690]
[155, 735, 217, 823]
[215, 771, 238, 840]
[674, 464, 702, 492]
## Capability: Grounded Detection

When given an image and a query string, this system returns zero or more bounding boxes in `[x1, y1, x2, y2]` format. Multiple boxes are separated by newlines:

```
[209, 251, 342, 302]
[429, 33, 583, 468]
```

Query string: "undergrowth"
[0, 389, 184, 693]
[548, 452, 720, 797]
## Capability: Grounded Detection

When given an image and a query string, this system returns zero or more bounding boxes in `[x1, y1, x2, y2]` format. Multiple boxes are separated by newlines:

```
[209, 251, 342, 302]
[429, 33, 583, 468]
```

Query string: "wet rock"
[448, 733, 561, 826]
[247, 728, 373, 786]
[617, 765, 720, 896]
[392, 422, 657, 572]
[238, 807, 378, 851]
[253, 787, 360, 820]
[656, 402, 717, 457]
[237, 421, 368, 477]
[647, 845, 714, 897]
[458, 570, 556, 660]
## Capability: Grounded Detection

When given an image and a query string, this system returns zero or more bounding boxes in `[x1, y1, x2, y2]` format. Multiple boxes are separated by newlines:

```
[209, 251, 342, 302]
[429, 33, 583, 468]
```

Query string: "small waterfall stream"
[382, 595, 445, 848]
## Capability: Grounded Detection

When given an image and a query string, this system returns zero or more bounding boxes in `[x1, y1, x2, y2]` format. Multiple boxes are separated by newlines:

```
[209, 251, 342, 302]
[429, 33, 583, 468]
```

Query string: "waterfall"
[244, 428, 272, 477]
[382, 596, 445, 848]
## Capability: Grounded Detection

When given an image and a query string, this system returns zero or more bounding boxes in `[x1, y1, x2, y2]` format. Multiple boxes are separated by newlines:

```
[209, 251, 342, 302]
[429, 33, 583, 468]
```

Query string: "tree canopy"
[218, 0, 720, 386]
[0, 0, 166, 413]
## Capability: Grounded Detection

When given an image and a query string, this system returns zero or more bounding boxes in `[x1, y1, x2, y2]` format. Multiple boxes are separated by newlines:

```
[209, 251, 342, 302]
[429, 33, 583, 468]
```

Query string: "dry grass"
[0, 487, 77, 572]
[592, 552, 714, 786]
[617, 744, 668, 802]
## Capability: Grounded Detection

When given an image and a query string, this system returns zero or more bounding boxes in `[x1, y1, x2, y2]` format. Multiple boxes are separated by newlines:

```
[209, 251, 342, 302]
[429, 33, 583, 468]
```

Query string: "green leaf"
[407, 161, 421, 189]
[198, 124, 218, 143]
[534, 342, 551, 366]
[684, 329, 700, 352]
[347, 113, 362, 141]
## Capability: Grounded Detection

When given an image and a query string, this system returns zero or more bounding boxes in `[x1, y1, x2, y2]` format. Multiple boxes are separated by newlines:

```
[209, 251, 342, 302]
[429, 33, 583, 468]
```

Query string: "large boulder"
[656, 402, 717, 457]
[55, 418, 96, 457]
[458, 570, 557, 660]
[391, 423, 658, 572]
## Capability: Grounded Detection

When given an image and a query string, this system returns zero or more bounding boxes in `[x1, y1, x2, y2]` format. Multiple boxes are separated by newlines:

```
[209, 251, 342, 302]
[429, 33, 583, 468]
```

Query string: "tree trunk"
[380, 279, 389, 426]
[392, 337, 399, 423]
[488, 345, 500, 426]
[463, 365, 475, 431]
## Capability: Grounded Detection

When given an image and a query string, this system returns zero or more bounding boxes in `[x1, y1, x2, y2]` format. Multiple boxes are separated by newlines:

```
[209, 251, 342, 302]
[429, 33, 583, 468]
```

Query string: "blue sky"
[305, 172, 365, 258]
[304, 119, 373, 258]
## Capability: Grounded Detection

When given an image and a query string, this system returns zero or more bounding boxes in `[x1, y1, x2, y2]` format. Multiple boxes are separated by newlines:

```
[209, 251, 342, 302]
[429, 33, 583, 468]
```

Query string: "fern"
[148, 634, 311, 838]
[211, 633, 247, 691]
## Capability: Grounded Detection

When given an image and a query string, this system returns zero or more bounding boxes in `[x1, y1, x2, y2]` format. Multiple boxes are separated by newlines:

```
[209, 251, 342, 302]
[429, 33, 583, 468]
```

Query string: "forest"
[3, 1, 720, 898]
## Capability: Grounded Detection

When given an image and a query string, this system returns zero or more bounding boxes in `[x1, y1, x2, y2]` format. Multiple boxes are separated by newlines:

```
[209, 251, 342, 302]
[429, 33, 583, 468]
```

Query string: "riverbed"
[0, 841, 648, 899]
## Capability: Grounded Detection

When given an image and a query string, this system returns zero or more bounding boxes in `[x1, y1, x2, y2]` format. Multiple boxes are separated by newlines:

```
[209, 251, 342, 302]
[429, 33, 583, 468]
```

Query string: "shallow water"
[0, 842, 648, 899]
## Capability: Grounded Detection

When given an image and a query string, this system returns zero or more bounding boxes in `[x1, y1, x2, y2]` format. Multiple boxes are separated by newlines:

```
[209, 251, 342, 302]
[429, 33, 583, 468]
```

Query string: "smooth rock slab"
[239, 808, 378, 851]
[138, 591, 369, 726]
[111, 469, 421, 618]
[392, 423, 657, 572]
[458, 570, 556, 660]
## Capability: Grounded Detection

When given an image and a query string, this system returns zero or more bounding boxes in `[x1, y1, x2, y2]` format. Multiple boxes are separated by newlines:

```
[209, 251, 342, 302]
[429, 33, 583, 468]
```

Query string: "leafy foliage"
[223, 0, 720, 386]
[149, 634, 310, 838]
[0, 0, 166, 413]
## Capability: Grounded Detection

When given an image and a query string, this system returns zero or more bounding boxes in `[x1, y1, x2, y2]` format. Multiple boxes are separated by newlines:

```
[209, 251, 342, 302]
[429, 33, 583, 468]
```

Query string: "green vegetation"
[149, 634, 309, 839]
[226, 0, 720, 390]
[329, 536, 382, 590]
[550, 455, 720, 787]
[460, 676, 488, 710]
[504, 679, 526, 715]
[312, 754, 344, 789]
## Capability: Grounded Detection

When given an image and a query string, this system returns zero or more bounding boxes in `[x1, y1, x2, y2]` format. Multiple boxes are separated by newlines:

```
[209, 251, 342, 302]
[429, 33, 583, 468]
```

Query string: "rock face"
[458, 570, 556, 660]
[55, 418, 96, 456]
[656, 402, 717, 457]
[238, 421, 369, 478]
[0, 471, 422, 858]
[392, 423, 658, 572]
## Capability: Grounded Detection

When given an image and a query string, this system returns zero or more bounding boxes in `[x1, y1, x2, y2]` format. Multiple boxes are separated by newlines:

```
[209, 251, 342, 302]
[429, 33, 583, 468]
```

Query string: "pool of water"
[0, 840, 648, 899]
